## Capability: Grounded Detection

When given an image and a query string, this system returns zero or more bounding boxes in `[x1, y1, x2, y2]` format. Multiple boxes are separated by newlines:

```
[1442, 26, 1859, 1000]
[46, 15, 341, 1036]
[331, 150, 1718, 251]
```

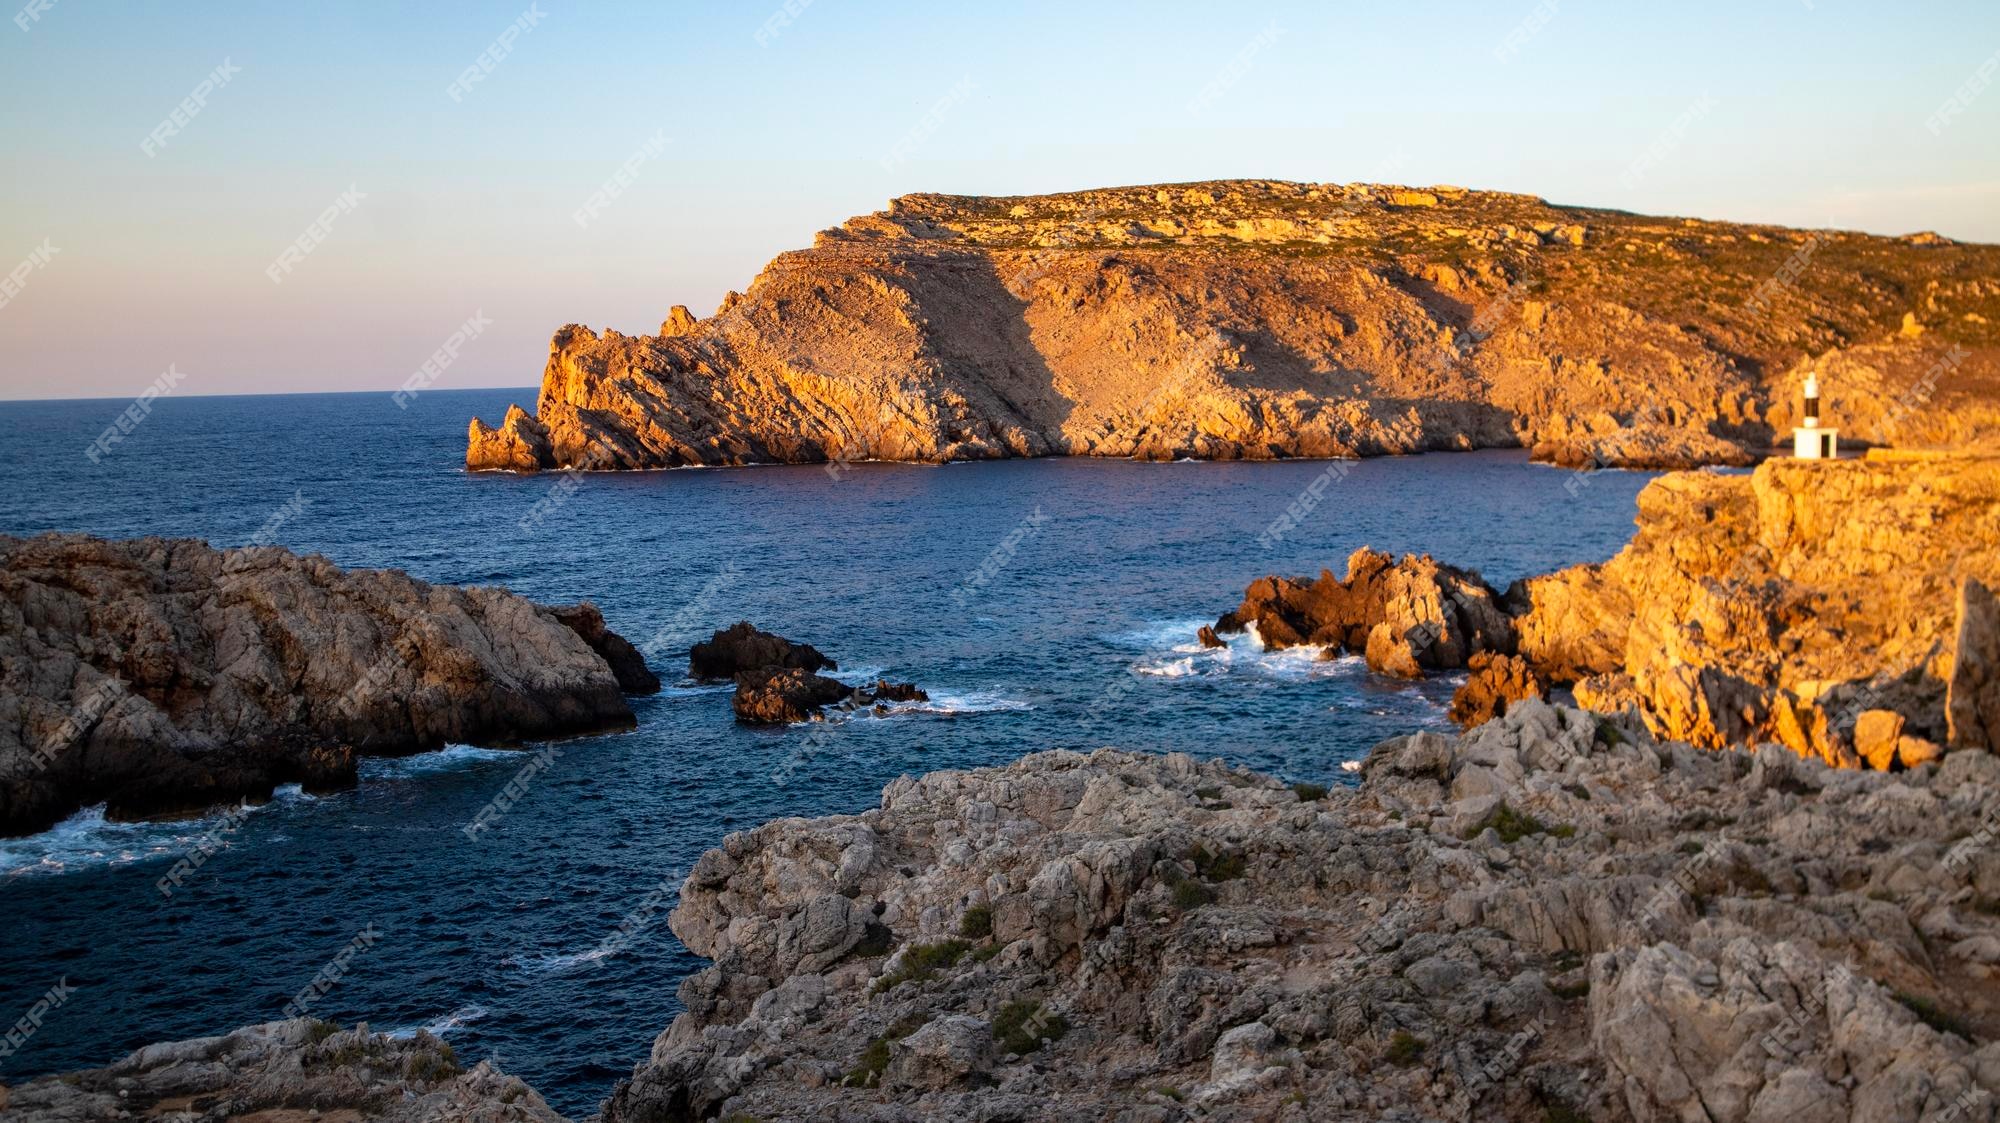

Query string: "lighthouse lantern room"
[1792, 372, 1839, 460]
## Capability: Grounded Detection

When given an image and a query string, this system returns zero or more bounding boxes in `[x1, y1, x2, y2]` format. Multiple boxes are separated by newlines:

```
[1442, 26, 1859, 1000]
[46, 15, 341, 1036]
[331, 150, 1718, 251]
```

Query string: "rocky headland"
[0, 534, 657, 837]
[1217, 451, 2000, 771]
[467, 180, 2000, 473]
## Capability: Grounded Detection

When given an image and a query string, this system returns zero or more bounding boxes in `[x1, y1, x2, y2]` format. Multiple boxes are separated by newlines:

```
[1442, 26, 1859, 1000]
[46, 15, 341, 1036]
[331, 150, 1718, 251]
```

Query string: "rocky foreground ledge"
[468, 179, 1999, 473]
[0, 534, 658, 836]
[596, 700, 2000, 1122]
[0, 1020, 564, 1122]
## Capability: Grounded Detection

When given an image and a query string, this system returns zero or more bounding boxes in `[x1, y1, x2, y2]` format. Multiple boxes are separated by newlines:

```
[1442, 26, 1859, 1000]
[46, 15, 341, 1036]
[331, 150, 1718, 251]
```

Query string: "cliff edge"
[468, 181, 2000, 472]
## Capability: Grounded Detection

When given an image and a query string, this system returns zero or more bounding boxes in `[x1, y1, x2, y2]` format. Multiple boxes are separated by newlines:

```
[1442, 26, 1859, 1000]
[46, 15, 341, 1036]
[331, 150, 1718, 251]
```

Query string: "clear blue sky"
[2, 0, 1996, 399]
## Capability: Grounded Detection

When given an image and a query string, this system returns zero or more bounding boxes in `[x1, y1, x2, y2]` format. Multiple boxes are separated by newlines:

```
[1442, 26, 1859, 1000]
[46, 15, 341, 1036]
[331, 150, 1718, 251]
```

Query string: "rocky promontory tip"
[0, 534, 655, 837]
[467, 179, 2000, 474]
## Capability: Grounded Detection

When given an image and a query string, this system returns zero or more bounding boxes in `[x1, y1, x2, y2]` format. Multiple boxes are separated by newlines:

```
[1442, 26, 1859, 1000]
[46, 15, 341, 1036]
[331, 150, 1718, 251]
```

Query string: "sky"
[1, 0, 1996, 401]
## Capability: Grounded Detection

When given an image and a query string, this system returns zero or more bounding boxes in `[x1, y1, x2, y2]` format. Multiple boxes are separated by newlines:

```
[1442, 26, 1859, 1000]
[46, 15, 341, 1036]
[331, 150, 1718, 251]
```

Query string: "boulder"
[1215, 546, 1515, 675]
[732, 668, 854, 725]
[885, 1015, 997, 1092]
[1449, 652, 1548, 728]
[690, 621, 835, 681]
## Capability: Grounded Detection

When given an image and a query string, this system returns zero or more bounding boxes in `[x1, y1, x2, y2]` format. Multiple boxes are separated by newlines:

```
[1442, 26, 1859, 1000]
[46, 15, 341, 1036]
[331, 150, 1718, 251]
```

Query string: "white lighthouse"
[1793, 371, 1839, 460]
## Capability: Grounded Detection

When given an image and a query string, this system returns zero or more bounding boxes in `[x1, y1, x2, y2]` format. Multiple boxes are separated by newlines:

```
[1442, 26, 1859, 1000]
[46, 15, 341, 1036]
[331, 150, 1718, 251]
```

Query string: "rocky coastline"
[0, 533, 657, 837]
[467, 180, 2000, 474]
[1216, 451, 2000, 772]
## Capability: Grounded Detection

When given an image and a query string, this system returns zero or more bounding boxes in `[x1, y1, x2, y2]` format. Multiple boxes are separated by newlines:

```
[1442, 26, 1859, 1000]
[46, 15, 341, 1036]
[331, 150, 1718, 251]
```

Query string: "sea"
[0, 388, 1655, 1115]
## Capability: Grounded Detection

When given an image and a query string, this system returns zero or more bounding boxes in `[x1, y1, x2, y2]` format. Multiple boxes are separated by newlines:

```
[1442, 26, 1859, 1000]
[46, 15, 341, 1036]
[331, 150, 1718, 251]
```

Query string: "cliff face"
[1512, 452, 2000, 767]
[601, 702, 2000, 1122]
[0, 534, 653, 836]
[468, 180, 2000, 471]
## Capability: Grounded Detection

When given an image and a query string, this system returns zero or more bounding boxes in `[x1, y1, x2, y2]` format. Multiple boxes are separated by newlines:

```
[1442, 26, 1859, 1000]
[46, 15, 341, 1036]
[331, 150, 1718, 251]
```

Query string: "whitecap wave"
[877, 690, 1033, 716]
[360, 744, 518, 780]
[0, 799, 264, 878]
[658, 679, 735, 699]
[504, 943, 620, 975]
[387, 1003, 489, 1039]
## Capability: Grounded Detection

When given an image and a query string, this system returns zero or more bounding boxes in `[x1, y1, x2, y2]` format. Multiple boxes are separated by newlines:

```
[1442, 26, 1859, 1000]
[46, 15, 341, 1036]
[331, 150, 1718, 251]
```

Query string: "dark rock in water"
[733, 667, 856, 725]
[690, 621, 835, 681]
[0, 533, 647, 838]
[554, 602, 662, 694]
[869, 680, 928, 703]
[1215, 546, 1513, 677]
[1196, 625, 1227, 649]
[1449, 651, 1547, 728]
[2, 1019, 564, 1122]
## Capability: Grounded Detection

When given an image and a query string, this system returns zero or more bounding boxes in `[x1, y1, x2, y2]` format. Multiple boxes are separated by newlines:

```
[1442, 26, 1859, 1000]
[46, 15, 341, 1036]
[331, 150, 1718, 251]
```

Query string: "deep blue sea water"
[0, 388, 1655, 1115]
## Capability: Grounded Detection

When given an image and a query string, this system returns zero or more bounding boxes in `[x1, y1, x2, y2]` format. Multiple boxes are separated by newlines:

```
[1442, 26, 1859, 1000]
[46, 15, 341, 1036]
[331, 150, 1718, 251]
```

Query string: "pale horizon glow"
[2, 0, 1997, 400]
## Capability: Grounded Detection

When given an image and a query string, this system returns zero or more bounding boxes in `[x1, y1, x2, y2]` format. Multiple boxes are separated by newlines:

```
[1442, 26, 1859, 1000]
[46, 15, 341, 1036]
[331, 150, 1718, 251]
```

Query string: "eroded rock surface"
[1214, 547, 1514, 677]
[1513, 452, 2000, 768]
[0, 1020, 566, 1123]
[0, 534, 647, 836]
[468, 181, 2000, 472]
[600, 701, 2000, 1122]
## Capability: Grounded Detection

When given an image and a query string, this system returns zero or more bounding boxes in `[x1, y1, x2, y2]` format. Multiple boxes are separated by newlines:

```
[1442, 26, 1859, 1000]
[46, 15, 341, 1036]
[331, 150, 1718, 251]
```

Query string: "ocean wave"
[658, 679, 736, 699]
[387, 1003, 489, 1039]
[359, 744, 519, 780]
[0, 799, 267, 878]
[875, 690, 1033, 716]
[504, 943, 621, 976]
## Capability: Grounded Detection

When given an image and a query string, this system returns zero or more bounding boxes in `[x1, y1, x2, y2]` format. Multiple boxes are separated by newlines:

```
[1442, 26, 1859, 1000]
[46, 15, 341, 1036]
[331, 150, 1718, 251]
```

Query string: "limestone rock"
[659, 303, 699, 337]
[465, 181, 2000, 473]
[551, 602, 661, 694]
[466, 403, 554, 472]
[0, 534, 644, 837]
[1449, 652, 1547, 728]
[1950, 577, 2000, 751]
[0, 1020, 565, 1123]
[732, 667, 854, 725]
[689, 621, 835, 680]
[597, 701, 2000, 1122]
[1215, 546, 1515, 675]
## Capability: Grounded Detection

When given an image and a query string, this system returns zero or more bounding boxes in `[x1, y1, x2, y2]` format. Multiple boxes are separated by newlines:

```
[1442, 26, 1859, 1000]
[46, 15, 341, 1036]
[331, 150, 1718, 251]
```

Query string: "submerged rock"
[0, 534, 649, 837]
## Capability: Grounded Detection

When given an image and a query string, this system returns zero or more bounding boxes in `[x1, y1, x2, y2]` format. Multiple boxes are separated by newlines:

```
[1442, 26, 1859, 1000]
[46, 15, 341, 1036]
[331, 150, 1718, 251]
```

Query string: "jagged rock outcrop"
[1511, 452, 2000, 768]
[0, 534, 651, 836]
[467, 181, 2000, 473]
[0, 1020, 566, 1123]
[689, 621, 836, 681]
[1449, 652, 1547, 728]
[551, 602, 662, 694]
[691, 622, 924, 725]
[600, 701, 2000, 1122]
[1214, 547, 1514, 677]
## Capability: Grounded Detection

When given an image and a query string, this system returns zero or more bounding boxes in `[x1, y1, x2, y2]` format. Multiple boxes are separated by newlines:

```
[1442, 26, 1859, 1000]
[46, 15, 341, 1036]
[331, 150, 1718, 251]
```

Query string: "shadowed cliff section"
[468, 180, 2000, 472]
[0, 534, 658, 836]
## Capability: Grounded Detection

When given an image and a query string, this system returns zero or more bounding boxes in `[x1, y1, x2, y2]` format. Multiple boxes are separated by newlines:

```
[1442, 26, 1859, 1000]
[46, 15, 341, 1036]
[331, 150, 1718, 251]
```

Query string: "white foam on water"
[659, 680, 735, 699]
[504, 942, 621, 976]
[387, 1002, 490, 1039]
[1340, 760, 1364, 773]
[876, 690, 1033, 716]
[0, 798, 267, 878]
[360, 744, 519, 780]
